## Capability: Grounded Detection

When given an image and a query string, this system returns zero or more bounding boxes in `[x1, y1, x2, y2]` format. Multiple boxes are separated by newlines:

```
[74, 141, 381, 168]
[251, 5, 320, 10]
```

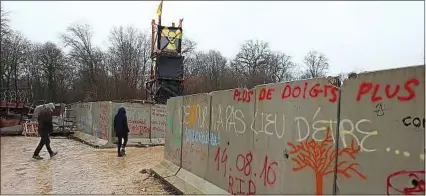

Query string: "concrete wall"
[337, 66, 425, 194]
[151, 104, 167, 138]
[74, 101, 167, 144]
[76, 102, 93, 135]
[125, 103, 151, 138]
[181, 93, 211, 178]
[165, 97, 184, 166]
[163, 65, 425, 195]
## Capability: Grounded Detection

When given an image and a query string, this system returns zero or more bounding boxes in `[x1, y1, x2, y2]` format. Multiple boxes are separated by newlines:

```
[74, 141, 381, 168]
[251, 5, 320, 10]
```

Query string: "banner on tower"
[157, 26, 182, 54]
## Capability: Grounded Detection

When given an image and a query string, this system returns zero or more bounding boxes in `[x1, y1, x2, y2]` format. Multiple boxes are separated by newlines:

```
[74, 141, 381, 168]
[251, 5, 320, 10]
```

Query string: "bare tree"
[181, 38, 196, 56]
[336, 70, 359, 86]
[184, 50, 231, 94]
[0, 6, 337, 104]
[60, 23, 104, 101]
[0, 3, 10, 40]
[181, 38, 197, 78]
[107, 25, 151, 99]
[301, 50, 329, 79]
[34, 42, 67, 102]
[1, 31, 30, 91]
[267, 51, 297, 82]
[232, 40, 272, 88]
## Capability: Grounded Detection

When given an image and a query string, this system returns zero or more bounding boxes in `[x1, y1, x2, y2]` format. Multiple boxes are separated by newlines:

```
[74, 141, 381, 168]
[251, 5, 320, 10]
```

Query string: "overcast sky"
[3, 1, 425, 75]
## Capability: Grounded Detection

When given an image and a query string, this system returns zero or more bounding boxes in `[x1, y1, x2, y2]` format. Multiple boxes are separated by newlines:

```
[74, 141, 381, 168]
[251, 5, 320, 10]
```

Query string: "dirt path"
[1, 136, 176, 194]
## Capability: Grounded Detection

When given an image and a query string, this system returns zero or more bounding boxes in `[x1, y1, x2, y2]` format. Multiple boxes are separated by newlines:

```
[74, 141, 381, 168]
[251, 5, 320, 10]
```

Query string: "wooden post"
[178, 18, 183, 55]
[158, 12, 162, 27]
[151, 20, 155, 57]
[178, 18, 183, 28]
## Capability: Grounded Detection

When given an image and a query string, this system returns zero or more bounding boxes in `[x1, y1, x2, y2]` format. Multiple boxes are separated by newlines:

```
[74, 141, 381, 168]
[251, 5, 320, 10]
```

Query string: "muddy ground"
[1, 136, 178, 194]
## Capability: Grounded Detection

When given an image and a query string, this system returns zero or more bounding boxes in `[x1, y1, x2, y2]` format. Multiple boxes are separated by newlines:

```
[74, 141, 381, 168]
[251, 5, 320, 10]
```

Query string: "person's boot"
[117, 147, 122, 157]
[121, 148, 126, 156]
[33, 155, 43, 160]
[50, 152, 58, 158]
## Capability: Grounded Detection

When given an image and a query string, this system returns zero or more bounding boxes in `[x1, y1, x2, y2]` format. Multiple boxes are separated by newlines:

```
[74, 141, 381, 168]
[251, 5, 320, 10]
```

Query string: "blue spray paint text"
[184, 129, 220, 146]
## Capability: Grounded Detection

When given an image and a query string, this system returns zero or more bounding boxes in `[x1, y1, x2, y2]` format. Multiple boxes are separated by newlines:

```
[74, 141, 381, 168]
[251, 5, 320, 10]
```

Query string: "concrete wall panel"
[205, 89, 256, 194]
[337, 65, 425, 194]
[77, 102, 93, 135]
[251, 79, 339, 194]
[98, 101, 112, 140]
[75, 103, 83, 131]
[91, 102, 100, 137]
[125, 103, 151, 138]
[76, 103, 83, 132]
[161, 65, 425, 195]
[181, 93, 211, 178]
[151, 104, 167, 138]
[164, 96, 184, 166]
[87, 102, 94, 135]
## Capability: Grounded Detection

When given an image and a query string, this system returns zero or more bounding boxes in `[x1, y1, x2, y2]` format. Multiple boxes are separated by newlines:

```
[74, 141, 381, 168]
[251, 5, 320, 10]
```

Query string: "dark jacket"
[114, 107, 129, 137]
[37, 108, 53, 135]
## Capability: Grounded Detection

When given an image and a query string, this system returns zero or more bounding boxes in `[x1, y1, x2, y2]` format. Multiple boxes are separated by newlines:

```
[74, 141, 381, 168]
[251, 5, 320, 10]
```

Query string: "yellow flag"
[156, 0, 163, 16]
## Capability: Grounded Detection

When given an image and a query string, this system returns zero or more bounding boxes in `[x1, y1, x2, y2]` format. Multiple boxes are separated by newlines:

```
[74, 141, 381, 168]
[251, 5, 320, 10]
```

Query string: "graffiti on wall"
[402, 116, 425, 129]
[214, 145, 279, 195]
[126, 104, 150, 136]
[75, 102, 167, 142]
[233, 78, 420, 104]
[151, 104, 167, 137]
[184, 129, 220, 146]
[163, 68, 425, 195]
[166, 105, 182, 146]
[387, 170, 425, 195]
[232, 82, 339, 103]
[211, 104, 378, 152]
[98, 102, 109, 140]
[356, 78, 419, 102]
[287, 127, 367, 195]
[78, 103, 92, 134]
[179, 101, 213, 167]
[181, 104, 212, 143]
[183, 104, 209, 128]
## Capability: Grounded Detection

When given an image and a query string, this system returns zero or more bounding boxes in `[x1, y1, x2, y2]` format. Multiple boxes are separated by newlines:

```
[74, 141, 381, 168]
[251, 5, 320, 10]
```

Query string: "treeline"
[1, 4, 336, 104]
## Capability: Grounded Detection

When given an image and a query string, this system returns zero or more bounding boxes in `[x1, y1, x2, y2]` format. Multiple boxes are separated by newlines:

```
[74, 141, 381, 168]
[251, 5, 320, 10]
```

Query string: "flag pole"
[157, 0, 163, 26]
[156, 0, 163, 52]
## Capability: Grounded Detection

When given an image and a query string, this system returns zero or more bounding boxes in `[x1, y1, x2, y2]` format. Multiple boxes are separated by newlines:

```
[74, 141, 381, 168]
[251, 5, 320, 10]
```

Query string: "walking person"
[114, 107, 129, 157]
[33, 103, 58, 160]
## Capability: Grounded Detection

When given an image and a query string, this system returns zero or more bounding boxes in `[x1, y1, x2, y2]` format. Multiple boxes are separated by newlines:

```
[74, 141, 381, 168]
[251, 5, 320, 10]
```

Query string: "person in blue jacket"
[114, 107, 129, 157]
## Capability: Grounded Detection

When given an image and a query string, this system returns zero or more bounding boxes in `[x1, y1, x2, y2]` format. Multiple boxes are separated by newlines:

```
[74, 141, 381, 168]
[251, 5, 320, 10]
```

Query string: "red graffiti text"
[356, 78, 419, 103]
[228, 175, 256, 195]
[233, 89, 254, 103]
[281, 82, 338, 103]
[128, 119, 149, 135]
[260, 155, 278, 186]
[214, 148, 278, 195]
[236, 151, 253, 176]
[98, 103, 110, 140]
[258, 88, 275, 101]
[215, 147, 228, 177]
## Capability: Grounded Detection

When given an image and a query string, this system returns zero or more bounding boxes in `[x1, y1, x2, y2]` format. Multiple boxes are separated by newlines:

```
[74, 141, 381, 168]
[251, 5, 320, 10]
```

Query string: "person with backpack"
[33, 103, 58, 160]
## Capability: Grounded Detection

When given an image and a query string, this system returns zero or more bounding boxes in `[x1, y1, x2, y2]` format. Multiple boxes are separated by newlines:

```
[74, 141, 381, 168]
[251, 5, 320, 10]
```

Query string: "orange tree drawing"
[287, 127, 367, 195]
